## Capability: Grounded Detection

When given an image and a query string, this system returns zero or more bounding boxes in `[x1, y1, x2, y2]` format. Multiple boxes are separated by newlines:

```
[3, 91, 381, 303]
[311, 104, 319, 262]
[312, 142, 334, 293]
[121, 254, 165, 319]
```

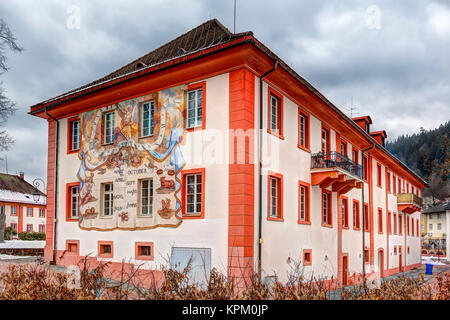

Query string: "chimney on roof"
[352, 116, 372, 134]
[370, 131, 387, 147]
[19, 172, 24, 180]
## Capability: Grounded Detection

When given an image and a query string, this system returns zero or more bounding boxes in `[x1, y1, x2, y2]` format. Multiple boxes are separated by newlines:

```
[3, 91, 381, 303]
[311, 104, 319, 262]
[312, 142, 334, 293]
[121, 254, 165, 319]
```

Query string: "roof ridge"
[87, 19, 235, 88]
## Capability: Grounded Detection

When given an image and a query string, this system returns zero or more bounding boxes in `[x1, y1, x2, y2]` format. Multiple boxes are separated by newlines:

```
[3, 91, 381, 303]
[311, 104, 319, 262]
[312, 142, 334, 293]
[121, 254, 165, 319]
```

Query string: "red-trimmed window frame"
[364, 248, 369, 263]
[186, 81, 206, 131]
[377, 163, 382, 188]
[341, 195, 349, 229]
[302, 249, 312, 266]
[386, 171, 391, 194]
[387, 211, 392, 235]
[26, 207, 33, 217]
[398, 214, 403, 235]
[10, 223, 17, 233]
[10, 205, 17, 216]
[297, 108, 310, 152]
[363, 203, 369, 232]
[298, 180, 310, 224]
[393, 175, 397, 195]
[352, 199, 360, 230]
[67, 116, 81, 154]
[26, 224, 33, 233]
[38, 224, 45, 233]
[39, 208, 45, 218]
[66, 240, 80, 255]
[98, 241, 114, 259]
[135, 242, 154, 261]
[267, 87, 284, 140]
[378, 208, 383, 234]
[66, 182, 80, 222]
[181, 168, 206, 219]
[352, 147, 359, 164]
[321, 125, 331, 155]
[321, 189, 332, 228]
[393, 212, 397, 235]
[340, 139, 348, 157]
[267, 171, 284, 222]
[416, 219, 419, 237]
[363, 156, 369, 182]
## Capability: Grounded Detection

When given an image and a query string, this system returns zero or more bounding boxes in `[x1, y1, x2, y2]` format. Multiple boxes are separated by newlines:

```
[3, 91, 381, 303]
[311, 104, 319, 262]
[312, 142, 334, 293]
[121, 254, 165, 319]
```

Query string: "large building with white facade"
[28, 20, 427, 287]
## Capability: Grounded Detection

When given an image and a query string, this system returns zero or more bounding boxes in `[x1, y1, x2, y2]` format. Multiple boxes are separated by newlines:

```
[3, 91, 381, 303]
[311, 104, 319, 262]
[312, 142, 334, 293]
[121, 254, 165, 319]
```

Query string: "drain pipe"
[45, 106, 59, 264]
[361, 145, 374, 276]
[258, 60, 278, 278]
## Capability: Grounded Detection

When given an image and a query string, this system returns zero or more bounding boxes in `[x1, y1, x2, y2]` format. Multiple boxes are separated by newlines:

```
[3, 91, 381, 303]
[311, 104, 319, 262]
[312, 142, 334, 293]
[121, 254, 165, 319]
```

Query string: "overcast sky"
[0, 0, 449, 185]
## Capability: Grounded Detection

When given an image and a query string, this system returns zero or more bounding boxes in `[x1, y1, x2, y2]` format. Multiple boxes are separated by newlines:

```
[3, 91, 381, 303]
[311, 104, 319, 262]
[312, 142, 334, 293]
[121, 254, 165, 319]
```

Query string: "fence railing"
[397, 193, 423, 207]
[311, 151, 363, 179]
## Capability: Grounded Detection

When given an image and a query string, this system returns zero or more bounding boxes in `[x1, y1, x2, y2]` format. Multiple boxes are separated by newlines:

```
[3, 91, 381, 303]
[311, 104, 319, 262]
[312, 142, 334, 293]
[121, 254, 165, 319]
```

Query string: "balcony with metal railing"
[397, 193, 423, 214]
[310, 151, 363, 194]
[311, 151, 363, 179]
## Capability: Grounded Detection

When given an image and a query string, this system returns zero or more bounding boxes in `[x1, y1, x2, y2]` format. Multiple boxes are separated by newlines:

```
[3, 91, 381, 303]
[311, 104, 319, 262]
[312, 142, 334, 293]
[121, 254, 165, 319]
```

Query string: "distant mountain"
[386, 121, 449, 201]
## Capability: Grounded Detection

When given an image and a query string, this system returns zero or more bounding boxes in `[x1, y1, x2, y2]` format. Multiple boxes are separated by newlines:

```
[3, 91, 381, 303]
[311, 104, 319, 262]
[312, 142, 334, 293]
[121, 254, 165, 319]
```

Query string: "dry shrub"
[0, 258, 108, 300]
[341, 273, 450, 300]
[1, 258, 448, 300]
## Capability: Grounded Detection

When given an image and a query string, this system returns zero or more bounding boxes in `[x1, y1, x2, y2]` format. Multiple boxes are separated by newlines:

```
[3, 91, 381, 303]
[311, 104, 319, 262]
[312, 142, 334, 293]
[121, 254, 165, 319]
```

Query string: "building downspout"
[258, 60, 278, 278]
[45, 106, 59, 264]
[361, 145, 374, 277]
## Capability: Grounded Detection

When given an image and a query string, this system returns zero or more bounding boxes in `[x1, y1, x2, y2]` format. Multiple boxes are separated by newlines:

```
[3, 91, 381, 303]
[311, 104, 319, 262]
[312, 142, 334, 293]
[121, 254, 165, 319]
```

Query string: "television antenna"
[233, 0, 237, 33]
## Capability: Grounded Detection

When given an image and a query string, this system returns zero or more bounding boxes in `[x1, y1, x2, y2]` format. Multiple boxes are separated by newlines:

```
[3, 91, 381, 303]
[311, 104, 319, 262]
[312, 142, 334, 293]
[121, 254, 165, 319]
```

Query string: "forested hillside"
[386, 121, 449, 201]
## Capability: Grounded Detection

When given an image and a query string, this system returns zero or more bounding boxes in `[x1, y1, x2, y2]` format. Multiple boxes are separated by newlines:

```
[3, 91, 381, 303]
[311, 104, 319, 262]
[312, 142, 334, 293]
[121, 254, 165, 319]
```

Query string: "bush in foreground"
[0, 259, 448, 300]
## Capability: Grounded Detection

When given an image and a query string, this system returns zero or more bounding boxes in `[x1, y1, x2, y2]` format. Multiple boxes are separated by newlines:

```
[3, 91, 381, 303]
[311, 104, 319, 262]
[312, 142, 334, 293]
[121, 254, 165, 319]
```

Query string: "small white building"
[0, 172, 47, 235]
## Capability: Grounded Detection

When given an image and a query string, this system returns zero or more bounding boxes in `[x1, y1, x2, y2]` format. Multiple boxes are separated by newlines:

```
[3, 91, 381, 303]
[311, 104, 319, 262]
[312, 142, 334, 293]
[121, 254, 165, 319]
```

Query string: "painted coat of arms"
[76, 85, 187, 231]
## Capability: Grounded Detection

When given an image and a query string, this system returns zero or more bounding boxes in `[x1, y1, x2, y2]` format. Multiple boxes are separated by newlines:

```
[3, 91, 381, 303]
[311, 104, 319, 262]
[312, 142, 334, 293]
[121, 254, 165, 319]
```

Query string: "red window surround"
[267, 171, 284, 222]
[398, 215, 403, 235]
[352, 199, 360, 230]
[393, 213, 397, 235]
[386, 172, 391, 193]
[302, 249, 312, 266]
[387, 211, 391, 234]
[321, 125, 331, 154]
[363, 203, 369, 232]
[321, 189, 332, 228]
[340, 139, 348, 157]
[66, 240, 80, 255]
[98, 241, 114, 258]
[66, 182, 80, 222]
[362, 156, 369, 181]
[352, 147, 359, 164]
[186, 81, 206, 131]
[377, 163, 382, 188]
[181, 168, 206, 219]
[378, 208, 383, 234]
[67, 115, 81, 154]
[341, 195, 349, 229]
[298, 180, 310, 225]
[297, 108, 310, 152]
[135, 242, 154, 261]
[267, 87, 284, 140]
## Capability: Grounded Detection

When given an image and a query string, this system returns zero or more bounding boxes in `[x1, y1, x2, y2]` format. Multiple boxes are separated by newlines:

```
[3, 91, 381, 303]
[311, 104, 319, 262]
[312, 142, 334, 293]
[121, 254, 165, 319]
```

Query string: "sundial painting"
[76, 85, 187, 231]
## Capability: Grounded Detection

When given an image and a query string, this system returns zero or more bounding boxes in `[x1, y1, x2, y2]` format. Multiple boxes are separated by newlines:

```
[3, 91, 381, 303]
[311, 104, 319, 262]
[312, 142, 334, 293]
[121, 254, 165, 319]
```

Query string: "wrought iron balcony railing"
[397, 193, 423, 207]
[311, 151, 363, 179]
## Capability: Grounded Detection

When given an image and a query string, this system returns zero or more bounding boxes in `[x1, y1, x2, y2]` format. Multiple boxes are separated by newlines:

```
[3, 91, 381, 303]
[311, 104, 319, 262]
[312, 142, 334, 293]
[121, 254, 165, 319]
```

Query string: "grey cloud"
[0, 0, 448, 185]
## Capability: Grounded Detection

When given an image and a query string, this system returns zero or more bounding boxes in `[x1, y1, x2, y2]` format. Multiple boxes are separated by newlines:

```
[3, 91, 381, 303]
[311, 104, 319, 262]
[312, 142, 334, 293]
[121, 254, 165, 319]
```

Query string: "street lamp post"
[32, 178, 46, 203]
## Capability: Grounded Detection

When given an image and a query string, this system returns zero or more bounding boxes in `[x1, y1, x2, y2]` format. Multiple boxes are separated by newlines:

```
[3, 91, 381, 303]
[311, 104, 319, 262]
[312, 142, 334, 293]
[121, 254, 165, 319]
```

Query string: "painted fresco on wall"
[76, 85, 187, 231]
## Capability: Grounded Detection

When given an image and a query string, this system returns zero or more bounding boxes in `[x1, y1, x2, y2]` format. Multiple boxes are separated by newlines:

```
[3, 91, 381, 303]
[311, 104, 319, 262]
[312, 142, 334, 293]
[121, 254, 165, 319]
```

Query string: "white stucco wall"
[54, 73, 230, 271]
